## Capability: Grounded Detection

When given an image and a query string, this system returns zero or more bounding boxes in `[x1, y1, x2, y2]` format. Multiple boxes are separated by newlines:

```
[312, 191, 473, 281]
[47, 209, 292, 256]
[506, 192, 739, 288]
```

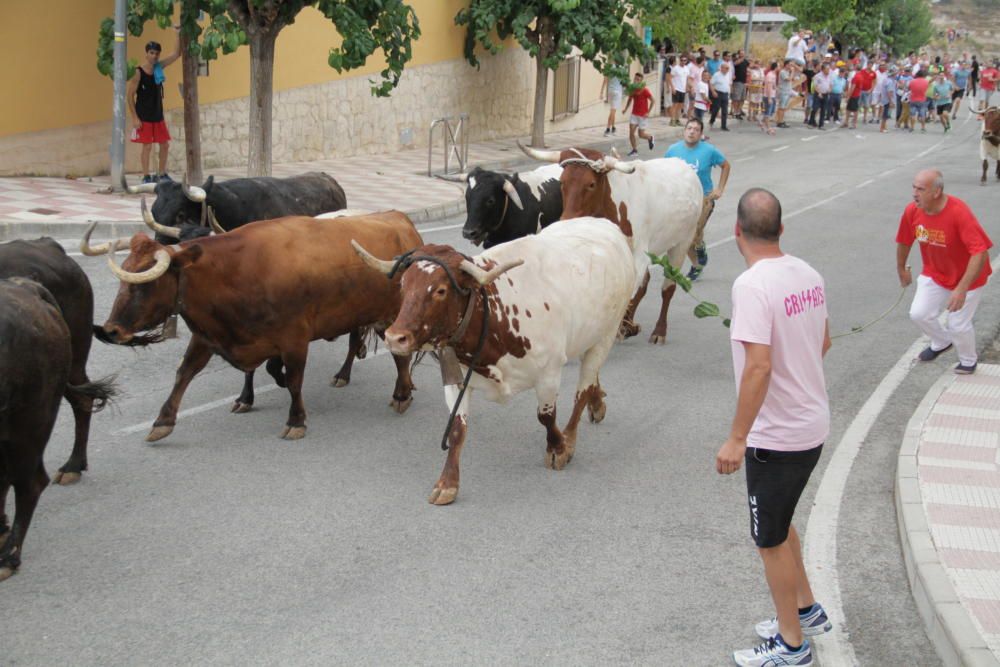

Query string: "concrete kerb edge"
[895, 372, 1000, 667]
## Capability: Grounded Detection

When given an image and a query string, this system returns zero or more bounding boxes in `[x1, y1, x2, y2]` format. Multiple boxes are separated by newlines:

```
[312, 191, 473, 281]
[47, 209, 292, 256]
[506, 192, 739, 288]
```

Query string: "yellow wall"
[0, 0, 471, 139]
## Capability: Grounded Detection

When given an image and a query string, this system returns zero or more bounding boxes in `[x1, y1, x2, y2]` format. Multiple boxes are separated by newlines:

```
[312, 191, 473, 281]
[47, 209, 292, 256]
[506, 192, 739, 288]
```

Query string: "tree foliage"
[781, 0, 932, 55]
[645, 0, 738, 52]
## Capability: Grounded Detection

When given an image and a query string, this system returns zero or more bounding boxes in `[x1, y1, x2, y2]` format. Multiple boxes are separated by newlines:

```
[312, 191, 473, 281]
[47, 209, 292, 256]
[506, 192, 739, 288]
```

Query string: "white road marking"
[856, 179, 874, 188]
[113, 347, 393, 436]
[802, 135, 820, 142]
[420, 222, 463, 234]
[773, 145, 790, 152]
[734, 156, 756, 163]
[804, 250, 1000, 666]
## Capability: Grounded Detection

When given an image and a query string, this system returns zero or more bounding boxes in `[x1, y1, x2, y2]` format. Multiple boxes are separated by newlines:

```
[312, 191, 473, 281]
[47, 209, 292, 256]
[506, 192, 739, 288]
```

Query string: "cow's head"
[454, 168, 525, 245]
[518, 142, 635, 223]
[983, 107, 1000, 147]
[351, 241, 522, 356]
[81, 223, 202, 345]
[146, 175, 217, 244]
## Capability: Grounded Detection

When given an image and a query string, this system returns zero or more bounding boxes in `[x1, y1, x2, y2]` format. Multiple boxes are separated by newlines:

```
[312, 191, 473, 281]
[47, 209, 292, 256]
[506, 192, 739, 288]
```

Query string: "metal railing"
[427, 113, 470, 177]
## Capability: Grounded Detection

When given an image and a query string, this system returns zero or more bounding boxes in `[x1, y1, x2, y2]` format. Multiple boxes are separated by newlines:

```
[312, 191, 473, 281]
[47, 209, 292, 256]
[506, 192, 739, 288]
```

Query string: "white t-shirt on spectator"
[671, 64, 690, 92]
[786, 35, 807, 62]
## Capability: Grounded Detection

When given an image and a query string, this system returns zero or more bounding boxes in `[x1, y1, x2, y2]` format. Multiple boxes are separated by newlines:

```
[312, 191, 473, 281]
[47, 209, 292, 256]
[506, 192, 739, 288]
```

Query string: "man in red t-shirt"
[623, 72, 655, 156]
[841, 65, 864, 129]
[978, 60, 999, 109]
[897, 169, 993, 373]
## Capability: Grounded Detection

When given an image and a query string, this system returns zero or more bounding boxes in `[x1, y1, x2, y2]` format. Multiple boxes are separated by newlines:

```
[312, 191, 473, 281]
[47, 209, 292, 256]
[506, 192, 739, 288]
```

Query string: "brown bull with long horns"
[84, 211, 422, 442]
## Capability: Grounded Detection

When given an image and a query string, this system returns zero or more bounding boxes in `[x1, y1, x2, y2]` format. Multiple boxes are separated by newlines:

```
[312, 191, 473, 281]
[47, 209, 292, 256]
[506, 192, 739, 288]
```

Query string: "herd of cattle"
[1, 142, 705, 582]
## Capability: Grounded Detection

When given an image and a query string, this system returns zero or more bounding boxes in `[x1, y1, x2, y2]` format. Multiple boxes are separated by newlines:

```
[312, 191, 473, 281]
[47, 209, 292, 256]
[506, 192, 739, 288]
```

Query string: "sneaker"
[611, 126, 616, 134]
[918, 343, 953, 361]
[755, 604, 832, 640]
[696, 244, 708, 267]
[955, 362, 978, 375]
[158, 172, 174, 182]
[720, 127, 731, 131]
[141, 174, 154, 184]
[604, 128, 611, 136]
[648, 136, 655, 150]
[734, 636, 813, 667]
[627, 148, 639, 157]
[686, 265, 703, 281]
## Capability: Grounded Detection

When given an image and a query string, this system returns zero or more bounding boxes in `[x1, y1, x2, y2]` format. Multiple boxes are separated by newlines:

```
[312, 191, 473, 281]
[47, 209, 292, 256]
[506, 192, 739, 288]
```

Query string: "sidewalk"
[898, 363, 1000, 666]
[0, 115, 682, 241]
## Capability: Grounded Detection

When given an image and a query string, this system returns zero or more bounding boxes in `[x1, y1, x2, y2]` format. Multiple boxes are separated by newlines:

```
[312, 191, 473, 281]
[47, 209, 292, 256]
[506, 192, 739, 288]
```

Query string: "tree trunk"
[247, 29, 277, 177]
[181, 36, 203, 184]
[531, 51, 549, 148]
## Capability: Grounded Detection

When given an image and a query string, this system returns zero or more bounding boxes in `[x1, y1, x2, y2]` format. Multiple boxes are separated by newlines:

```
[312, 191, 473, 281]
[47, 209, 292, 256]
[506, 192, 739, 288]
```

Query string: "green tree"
[456, 0, 654, 148]
[883, 0, 933, 55]
[781, 0, 857, 38]
[645, 0, 737, 55]
[99, 0, 421, 177]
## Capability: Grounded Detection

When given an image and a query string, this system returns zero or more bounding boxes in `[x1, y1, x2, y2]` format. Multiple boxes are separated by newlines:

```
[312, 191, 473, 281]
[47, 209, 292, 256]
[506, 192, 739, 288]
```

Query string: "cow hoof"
[390, 396, 413, 414]
[52, 470, 82, 486]
[231, 401, 253, 413]
[330, 376, 349, 388]
[618, 321, 641, 339]
[0, 566, 15, 583]
[429, 486, 458, 505]
[280, 426, 307, 440]
[146, 424, 174, 442]
[588, 402, 607, 424]
[545, 449, 573, 470]
[648, 333, 667, 345]
[356, 342, 368, 359]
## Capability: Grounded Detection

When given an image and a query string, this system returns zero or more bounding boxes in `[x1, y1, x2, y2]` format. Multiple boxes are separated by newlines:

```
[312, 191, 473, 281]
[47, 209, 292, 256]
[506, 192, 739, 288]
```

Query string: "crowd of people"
[655, 31, 998, 138]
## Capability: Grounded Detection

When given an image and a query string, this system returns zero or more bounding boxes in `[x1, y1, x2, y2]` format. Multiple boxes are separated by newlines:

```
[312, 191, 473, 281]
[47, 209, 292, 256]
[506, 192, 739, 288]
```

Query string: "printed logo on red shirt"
[915, 224, 946, 247]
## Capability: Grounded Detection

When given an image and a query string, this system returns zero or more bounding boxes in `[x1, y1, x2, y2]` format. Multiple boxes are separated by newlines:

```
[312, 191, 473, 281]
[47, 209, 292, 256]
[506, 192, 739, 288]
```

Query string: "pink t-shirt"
[730, 255, 830, 452]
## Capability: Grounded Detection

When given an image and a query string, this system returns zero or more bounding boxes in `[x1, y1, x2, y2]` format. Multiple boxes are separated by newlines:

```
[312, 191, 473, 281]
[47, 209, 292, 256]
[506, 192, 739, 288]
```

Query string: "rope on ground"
[830, 284, 909, 340]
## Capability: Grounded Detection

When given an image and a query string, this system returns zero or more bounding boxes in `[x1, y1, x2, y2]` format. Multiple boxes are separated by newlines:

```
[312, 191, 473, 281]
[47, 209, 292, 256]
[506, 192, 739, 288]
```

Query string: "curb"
[895, 373, 1000, 667]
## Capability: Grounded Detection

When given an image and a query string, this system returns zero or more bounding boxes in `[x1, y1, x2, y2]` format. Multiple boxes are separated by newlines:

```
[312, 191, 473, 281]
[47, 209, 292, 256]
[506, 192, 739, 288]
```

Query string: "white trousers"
[909, 274, 984, 366]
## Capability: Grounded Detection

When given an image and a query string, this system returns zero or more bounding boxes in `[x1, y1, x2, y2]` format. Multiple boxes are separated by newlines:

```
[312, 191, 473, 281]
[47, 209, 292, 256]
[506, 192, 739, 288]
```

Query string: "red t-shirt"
[981, 67, 999, 92]
[849, 74, 863, 98]
[629, 87, 654, 117]
[857, 69, 875, 92]
[895, 197, 993, 290]
[908, 77, 929, 102]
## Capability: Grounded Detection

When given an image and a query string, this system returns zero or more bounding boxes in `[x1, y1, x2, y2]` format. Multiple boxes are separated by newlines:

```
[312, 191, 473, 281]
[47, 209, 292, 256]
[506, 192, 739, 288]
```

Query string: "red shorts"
[131, 121, 171, 144]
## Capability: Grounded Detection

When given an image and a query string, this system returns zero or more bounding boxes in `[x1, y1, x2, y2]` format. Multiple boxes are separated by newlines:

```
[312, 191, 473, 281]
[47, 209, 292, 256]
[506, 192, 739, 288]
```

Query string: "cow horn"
[141, 197, 181, 238]
[182, 173, 207, 202]
[605, 156, 638, 174]
[459, 258, 525, 285]
[351, 240, 395, 275]
[970, 100, 988, 115]
[434, 173, 469, 183]
[207, 206, 226, 234]
[126, 182, 158, 194]
[502, 180, 524, 211]
[517, 140, 561, 163]
[106, 244, 172, 284]
[79, 222, 131, 256]
[610, 146, 622, 159]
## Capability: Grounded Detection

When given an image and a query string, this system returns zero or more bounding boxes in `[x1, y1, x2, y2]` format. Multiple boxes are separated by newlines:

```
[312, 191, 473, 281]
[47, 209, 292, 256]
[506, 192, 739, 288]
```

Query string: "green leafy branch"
[647, 252, 731, 328]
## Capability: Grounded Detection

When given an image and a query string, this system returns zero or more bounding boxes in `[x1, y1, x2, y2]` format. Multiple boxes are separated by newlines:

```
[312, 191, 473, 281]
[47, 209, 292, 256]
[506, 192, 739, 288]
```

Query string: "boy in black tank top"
[127, 27, 181, 184]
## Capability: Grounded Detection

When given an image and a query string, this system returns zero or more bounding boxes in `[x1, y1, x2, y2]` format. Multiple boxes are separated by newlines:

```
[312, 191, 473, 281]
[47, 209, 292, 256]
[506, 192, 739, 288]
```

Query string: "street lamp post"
[110, 0, 127, 192]
[743, 0, 756, 55]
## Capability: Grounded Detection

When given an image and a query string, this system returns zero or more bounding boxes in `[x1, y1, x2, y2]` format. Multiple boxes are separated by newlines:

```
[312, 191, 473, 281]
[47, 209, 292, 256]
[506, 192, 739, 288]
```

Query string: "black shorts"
[937, 103, 953, 114]
[672, 91, 686, 104]
[952, 90, 965, 101]
[846, 97, 859, 112]
[745, 445, 823, 548]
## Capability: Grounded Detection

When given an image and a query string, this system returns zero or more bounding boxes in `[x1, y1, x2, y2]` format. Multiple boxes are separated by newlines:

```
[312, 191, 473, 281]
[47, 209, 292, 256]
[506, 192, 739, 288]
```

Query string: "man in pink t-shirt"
[717, 189, 832, 667]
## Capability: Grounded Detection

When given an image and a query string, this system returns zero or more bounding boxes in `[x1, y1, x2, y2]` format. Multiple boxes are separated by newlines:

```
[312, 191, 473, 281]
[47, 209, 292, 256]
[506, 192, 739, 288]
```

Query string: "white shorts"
[609, 90, 623, 108]
[629, 114, 648, 129]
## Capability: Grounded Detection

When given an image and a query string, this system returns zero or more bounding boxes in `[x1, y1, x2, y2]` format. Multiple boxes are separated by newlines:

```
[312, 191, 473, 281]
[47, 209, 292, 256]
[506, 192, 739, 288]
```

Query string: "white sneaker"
[733, 636, 813, 666]
[755, 603, 832, 640]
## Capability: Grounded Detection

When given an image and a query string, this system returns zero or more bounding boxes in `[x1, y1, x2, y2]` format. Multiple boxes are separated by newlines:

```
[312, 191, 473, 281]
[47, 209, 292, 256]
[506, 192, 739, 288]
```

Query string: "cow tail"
[92, 324, 115, 345]
[66, 375, 119, 413]
[359, 325, 379, 359]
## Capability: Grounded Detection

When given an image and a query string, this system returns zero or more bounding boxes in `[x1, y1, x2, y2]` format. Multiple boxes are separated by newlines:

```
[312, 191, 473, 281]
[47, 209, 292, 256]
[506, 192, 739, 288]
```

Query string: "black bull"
[0, 278, 115, 581]
[0, 239, 116, 484]
[145, 171, 347, 244]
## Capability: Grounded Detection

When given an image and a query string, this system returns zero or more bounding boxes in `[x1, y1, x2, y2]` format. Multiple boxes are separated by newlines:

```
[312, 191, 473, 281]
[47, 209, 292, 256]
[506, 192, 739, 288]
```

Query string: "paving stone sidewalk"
[898, 363, 1000, 666]
[0, 116, 680, 239]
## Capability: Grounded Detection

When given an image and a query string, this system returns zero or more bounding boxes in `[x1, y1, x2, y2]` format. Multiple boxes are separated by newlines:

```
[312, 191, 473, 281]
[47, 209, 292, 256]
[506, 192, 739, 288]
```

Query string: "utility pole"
[110, 0, 127, 192]
[743, 0, 756, 55]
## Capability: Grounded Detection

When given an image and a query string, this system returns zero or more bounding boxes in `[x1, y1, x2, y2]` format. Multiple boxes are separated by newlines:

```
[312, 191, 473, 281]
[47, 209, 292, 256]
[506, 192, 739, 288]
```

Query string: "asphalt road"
[3, 113, 998, 666]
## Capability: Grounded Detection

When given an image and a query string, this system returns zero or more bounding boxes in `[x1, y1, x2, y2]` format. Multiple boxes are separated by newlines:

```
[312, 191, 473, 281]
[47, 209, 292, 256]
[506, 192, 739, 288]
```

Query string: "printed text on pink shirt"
[784, 286, 825, 317]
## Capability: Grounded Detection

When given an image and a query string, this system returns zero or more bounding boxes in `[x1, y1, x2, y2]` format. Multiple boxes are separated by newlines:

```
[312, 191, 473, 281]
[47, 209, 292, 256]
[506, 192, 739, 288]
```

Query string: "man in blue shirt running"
[664, 117, 732, 280]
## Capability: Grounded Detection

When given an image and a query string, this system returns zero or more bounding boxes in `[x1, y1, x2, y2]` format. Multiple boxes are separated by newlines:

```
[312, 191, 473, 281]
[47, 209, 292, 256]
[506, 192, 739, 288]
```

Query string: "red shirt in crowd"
[895, 196, 993, 290]
[628, 86, 654, 117]
[849, 74, 863, 98]
[908, 77, 929, 102]
[981, 67, 999, 92]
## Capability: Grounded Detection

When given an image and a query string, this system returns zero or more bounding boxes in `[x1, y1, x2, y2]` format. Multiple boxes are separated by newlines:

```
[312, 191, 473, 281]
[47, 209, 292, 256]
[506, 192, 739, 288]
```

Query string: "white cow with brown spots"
[352, 217, 635, 505]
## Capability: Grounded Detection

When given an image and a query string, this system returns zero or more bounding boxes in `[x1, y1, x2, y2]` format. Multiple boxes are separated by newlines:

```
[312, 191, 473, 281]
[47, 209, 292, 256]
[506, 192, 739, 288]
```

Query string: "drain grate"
[28, 207, 60, 215]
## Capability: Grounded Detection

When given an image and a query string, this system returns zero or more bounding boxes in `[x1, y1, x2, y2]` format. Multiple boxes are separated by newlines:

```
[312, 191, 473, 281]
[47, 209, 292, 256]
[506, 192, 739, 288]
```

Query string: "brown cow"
[976, 105, 1000, 184]
[86, 212, 422, 441]
[520, 143, 702, 344]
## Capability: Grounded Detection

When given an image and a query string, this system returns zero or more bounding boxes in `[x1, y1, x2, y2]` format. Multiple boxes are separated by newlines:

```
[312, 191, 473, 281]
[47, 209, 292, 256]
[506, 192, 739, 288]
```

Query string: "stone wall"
[1, 48, 617, 177]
